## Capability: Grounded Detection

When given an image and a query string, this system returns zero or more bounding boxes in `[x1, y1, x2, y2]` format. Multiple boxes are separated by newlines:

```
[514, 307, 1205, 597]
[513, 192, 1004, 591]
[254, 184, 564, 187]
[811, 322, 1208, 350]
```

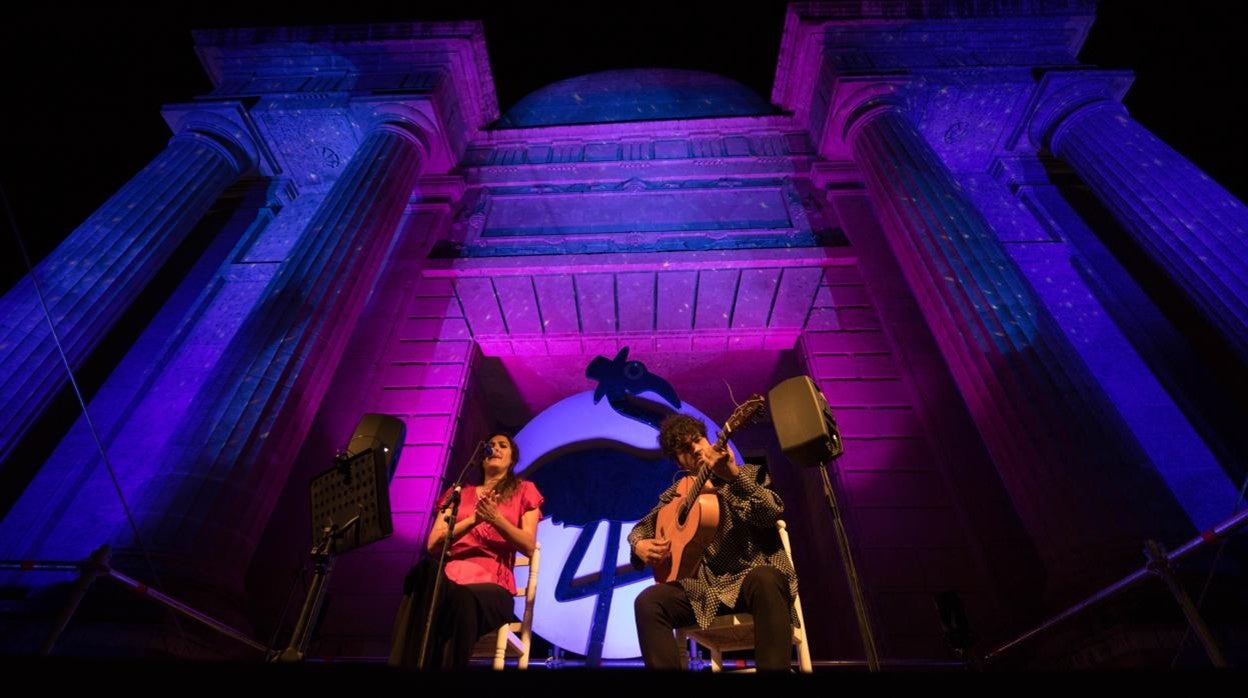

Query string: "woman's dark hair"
[658, 413, 708, 459]
[484, 431, 523, 502]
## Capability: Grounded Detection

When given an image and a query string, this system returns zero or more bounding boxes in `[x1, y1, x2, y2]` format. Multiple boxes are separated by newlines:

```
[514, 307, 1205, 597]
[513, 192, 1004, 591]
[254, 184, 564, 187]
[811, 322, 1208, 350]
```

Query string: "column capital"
[351, 98, 451, 172]
[161, 102, 270, 176]
[820, 76, 917, 159]
[1023, 70, 1133, 152]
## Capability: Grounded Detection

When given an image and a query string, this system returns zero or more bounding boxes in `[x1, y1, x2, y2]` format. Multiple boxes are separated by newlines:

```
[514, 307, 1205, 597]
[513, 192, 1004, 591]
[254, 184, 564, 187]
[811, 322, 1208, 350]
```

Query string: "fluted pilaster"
[848, 102, 1189, 599]
[1042, 98, 1248, 364]
[126, 117, 427, 596]
[0, 120, 256, 462]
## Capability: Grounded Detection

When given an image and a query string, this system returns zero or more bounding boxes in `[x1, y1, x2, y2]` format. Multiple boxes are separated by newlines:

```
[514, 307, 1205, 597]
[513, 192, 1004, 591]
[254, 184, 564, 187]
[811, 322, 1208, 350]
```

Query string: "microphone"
[444, 440, 488, 502]
[483, 442, 494, 458]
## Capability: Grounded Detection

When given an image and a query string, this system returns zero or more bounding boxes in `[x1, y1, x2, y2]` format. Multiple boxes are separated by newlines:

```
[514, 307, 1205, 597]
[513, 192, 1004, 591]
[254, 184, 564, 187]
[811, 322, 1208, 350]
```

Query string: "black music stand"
[276, 447, 394, 662]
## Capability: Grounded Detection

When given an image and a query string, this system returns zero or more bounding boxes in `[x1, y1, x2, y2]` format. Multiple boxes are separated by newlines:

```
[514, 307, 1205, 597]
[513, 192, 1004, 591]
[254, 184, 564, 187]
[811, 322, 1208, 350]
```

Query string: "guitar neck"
[674, 395, 762, 520]
[678, 466, 712, 520]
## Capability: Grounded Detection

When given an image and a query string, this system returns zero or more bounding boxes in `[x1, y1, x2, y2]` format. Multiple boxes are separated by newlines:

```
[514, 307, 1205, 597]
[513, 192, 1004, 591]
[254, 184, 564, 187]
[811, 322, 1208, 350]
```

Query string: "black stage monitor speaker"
[348, 413, 406, 479]
[768, 375, 843, 467]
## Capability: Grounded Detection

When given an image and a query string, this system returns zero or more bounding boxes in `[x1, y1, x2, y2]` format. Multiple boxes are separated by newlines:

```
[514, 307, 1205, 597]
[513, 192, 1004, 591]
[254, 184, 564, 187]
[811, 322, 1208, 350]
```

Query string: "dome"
[496, 68, 776, 128]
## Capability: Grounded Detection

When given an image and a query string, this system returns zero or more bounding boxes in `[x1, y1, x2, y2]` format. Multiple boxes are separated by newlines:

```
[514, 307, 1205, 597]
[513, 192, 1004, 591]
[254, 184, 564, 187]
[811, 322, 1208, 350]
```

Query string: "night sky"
[1, 1, 1244, 288]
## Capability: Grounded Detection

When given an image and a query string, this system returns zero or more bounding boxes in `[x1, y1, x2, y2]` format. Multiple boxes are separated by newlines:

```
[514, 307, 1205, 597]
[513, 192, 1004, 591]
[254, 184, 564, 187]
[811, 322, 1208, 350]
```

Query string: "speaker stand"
[817, 463, 882, 671]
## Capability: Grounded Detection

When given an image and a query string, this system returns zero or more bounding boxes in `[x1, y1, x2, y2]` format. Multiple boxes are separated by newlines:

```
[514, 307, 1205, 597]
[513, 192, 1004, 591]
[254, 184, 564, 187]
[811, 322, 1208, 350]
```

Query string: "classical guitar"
[652, 395, 765, 583]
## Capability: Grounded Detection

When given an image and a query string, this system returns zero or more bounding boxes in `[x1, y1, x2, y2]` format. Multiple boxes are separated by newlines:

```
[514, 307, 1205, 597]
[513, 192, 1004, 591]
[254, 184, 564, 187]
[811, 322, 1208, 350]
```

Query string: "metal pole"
[418, 488, 461, 669]
[39, 545, 111, 655]
[985, 507, 1248, 662]
[1143, 540, 1227, 667]
[15, 545, 267, 656]
[104, 568, 267, 653]
[276, 522, 341, 662]
[819, 465, 881, 671]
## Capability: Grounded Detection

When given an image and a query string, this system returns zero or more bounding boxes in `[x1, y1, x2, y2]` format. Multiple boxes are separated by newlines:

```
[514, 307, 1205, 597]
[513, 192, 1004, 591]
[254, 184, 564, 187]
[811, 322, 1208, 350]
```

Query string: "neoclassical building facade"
[1, 2, 1242, 667]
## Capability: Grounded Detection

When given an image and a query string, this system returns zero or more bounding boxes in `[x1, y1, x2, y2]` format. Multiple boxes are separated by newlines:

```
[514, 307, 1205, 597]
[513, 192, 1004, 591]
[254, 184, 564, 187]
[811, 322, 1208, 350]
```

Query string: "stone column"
[1035, 78, 1248, 365]
[0, 111, 257, 461]
[125, 109, 430, 601]
[843, 96, 1190, 600]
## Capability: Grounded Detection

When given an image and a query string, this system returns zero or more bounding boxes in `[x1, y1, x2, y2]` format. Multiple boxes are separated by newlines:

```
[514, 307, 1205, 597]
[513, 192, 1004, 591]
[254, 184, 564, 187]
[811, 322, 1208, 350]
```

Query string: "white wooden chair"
[471, 543, 540, 669]
[676, 520, 812, 672]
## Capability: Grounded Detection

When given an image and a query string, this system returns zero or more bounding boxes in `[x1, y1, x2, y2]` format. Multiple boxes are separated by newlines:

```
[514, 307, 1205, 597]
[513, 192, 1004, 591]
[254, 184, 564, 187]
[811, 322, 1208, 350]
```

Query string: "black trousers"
[634, 565, 792, 671]
[391, 558, 514, 670]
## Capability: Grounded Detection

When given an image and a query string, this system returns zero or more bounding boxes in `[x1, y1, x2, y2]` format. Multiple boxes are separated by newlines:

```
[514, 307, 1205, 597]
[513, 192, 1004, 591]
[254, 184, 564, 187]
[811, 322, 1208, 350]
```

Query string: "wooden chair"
[471, 543, 540, 669]
[676, 521, 812, 672]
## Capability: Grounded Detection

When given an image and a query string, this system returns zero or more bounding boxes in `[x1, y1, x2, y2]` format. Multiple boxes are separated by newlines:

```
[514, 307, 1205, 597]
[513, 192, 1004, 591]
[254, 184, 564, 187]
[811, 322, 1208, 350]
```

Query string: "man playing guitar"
[628, 411, 799, 671]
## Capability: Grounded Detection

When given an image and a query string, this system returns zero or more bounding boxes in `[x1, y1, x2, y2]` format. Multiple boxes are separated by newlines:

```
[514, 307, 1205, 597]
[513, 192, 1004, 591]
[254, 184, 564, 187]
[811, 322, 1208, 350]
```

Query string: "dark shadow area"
[1045, 158, 1248, 489]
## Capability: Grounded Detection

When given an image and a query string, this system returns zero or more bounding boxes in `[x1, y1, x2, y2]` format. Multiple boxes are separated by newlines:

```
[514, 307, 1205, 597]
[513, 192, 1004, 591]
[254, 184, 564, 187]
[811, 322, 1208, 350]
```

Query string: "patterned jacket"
[628, 463, 799, 629]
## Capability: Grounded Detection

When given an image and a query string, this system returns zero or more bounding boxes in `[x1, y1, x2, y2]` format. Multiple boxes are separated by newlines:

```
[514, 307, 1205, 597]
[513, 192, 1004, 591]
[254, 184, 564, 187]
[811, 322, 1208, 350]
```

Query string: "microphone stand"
[416, 440, 486, 670]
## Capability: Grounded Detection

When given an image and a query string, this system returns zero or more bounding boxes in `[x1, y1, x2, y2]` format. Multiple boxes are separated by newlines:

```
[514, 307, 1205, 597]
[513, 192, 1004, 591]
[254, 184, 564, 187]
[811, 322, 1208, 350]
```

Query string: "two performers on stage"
[390, 405, 799, 672]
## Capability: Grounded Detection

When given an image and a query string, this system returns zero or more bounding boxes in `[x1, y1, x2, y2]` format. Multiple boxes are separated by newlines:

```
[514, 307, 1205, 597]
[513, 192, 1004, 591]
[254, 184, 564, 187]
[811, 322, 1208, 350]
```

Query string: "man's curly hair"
[658, 413, 708, 459]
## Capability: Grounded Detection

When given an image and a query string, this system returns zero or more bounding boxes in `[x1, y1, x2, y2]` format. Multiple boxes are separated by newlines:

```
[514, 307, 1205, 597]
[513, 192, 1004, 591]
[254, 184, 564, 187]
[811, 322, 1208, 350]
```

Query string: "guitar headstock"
[715, 394, 766, 446]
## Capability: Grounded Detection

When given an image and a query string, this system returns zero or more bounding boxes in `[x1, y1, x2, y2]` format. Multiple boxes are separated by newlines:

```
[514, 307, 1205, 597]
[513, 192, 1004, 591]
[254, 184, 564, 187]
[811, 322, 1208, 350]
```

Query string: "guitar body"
[652, 477, 720, 583]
